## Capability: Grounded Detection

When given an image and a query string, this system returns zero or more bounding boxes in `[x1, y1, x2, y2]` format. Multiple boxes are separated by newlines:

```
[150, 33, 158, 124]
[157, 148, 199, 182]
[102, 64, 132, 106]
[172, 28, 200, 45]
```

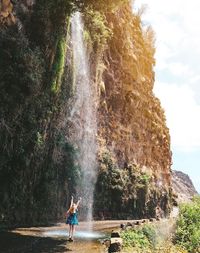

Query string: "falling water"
[69, 12, 98, 228]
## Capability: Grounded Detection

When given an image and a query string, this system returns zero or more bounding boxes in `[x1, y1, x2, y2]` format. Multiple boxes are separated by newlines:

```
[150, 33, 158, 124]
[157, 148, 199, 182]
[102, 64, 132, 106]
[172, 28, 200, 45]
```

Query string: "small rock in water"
[149, 218, 156, 222]
[126, 222, 132, 227]
[120, 223, 126, 230]
[135, 220, 141, 225]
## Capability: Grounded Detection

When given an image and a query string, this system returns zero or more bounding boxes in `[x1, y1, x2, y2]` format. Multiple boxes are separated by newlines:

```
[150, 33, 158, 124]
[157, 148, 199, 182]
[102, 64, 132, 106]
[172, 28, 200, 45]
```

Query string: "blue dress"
[66, 212, 78, 225]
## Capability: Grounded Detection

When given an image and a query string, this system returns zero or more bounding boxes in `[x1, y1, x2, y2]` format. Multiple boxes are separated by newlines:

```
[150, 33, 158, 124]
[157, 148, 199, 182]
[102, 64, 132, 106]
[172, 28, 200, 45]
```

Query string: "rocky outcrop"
[0, 0, 73, 227]
[0, 0, 172, 226]
[99, 4, 171, 184]
[172, 170, 198, 203]
[0, 0, 15, 26]
[92, 3, 172, 218]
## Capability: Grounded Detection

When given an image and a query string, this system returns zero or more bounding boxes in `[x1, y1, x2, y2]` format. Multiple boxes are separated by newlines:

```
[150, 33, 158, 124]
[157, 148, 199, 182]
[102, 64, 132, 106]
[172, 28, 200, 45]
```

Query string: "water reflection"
[43, 230, 105, 240]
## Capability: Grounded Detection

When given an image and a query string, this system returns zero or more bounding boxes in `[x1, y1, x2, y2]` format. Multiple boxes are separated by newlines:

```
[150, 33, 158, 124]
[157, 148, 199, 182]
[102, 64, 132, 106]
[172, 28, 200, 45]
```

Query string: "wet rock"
[0, 0, 15, 26]
[126, 222, 132, 227]
[108, 231, 122, 253]
[120, 223, 126, 230]
[135, 220, 141, 225]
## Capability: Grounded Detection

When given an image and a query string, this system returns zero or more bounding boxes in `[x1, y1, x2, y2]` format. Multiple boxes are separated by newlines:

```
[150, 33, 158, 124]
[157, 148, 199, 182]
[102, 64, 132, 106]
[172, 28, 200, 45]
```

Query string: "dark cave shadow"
[0, 231, 72, 253]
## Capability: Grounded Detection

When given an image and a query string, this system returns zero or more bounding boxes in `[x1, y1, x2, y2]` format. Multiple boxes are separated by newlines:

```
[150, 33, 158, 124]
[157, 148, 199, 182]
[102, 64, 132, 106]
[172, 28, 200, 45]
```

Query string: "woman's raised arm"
[70, 196, 74, 207]
[76, 197, 82, 207]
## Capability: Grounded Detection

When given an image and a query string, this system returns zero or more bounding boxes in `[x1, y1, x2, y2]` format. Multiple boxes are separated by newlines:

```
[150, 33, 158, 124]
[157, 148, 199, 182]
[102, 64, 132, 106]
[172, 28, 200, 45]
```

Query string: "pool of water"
[42, 229, 108, 253]
[43, 230, 106, 240]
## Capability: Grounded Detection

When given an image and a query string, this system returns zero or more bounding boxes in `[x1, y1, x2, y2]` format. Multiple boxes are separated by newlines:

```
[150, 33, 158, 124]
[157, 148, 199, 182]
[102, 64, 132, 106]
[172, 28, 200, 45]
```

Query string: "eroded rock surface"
[172, 170, 198, 203]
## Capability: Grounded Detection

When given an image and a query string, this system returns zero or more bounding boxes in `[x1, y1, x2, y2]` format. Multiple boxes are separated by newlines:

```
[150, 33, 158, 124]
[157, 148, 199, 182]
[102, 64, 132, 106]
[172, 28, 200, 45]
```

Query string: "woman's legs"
[68, 224, 72, 238]
[71, 225, 75, 240]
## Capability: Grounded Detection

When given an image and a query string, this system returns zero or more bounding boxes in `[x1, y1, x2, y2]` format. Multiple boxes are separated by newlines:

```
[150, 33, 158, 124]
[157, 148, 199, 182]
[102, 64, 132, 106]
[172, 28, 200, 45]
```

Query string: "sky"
[133, 0, 200, 193]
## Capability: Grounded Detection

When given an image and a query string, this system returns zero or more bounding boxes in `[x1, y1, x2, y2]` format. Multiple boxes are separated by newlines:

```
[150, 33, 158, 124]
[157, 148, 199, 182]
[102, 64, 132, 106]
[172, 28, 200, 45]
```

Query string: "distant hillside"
[172, 170, 198, 203]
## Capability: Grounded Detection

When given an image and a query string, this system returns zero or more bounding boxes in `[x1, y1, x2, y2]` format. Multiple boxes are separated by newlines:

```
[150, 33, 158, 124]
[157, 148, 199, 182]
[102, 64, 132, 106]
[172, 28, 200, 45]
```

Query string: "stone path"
[0, 215, 178, 253]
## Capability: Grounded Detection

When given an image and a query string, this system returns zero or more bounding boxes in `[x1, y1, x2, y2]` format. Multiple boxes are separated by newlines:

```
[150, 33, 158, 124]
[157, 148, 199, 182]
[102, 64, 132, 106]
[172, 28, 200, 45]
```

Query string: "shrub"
[141, 224, 157, 247]
[121, 229, 150, 250]
[174, 196, 200, 253]
[83, 8, 112, 49]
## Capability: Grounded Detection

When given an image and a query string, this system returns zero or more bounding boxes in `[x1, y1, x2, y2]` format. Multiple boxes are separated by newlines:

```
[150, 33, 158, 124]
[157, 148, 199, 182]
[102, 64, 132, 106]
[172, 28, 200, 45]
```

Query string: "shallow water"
[42, 229, 107, 253]
[43, 229, 106, 240]
[2, 221, 125, 253]
[66, 239, 106, 253]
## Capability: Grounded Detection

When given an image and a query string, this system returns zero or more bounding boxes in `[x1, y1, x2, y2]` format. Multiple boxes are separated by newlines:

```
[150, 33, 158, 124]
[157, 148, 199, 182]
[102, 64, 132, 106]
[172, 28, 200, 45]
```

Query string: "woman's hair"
[69, 203, 77, 213]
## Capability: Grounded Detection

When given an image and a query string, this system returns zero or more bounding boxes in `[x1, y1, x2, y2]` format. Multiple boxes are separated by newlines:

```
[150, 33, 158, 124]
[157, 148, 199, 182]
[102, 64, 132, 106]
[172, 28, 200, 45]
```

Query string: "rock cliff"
[0, 0, 15, 26]
[89, 3, 172, 218]
[0, 0, 172, 226]
[172, 170, 198, 203]
[99, 4, 171, 184]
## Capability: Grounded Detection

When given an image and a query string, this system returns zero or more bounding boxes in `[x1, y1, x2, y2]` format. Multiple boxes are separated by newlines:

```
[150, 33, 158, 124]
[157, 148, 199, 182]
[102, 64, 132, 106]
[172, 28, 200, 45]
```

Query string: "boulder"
[108, 231, 123, 253]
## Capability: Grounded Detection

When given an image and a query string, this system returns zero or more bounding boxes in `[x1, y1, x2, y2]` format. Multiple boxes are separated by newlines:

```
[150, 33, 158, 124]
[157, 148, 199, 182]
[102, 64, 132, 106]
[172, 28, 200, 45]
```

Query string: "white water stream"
[69, 12, 98, 228]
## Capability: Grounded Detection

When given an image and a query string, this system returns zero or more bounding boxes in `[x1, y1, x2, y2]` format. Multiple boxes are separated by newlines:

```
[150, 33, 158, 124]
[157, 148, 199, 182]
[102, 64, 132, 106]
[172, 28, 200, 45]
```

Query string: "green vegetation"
[0, 0, 171, 227]
[94, 150, 170, 218]
[60, 140, 82, 196]
[51, 37, 67, 93]
[94, 151, 124, 214]
[30, 0, 72, 93]
[121, 223, 188, 253]
[122, 229, 150, 250]
[142, 224, 157, 247]
[82, 0, 129, 11]
[84, 8, 112, 50]
[83, 7, 112, 92]
[174, 196, 200, 253]
[121, 224, 156, 251]
[0, 0, 75, 226]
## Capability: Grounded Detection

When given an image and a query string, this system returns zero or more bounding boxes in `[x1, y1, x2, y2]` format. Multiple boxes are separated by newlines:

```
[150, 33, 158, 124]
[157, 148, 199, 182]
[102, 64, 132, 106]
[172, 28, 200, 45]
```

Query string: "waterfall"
[69, 12, 98, 228]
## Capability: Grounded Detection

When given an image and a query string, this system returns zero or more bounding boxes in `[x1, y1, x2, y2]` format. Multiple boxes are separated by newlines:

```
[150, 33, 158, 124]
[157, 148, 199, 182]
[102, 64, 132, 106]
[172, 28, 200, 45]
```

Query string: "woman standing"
[66, 196, 81, 241]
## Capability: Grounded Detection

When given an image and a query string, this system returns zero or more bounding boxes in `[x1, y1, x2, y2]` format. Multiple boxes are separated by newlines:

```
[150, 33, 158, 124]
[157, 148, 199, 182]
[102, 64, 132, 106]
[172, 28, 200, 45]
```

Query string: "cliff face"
[91, 3, 172, 218]
[99, 4, 171, 183]
[0, 0, 172, 226]
[172, 170, 198, 203]
[0, 0, 15, 26]
[0, 0, 73, 226]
